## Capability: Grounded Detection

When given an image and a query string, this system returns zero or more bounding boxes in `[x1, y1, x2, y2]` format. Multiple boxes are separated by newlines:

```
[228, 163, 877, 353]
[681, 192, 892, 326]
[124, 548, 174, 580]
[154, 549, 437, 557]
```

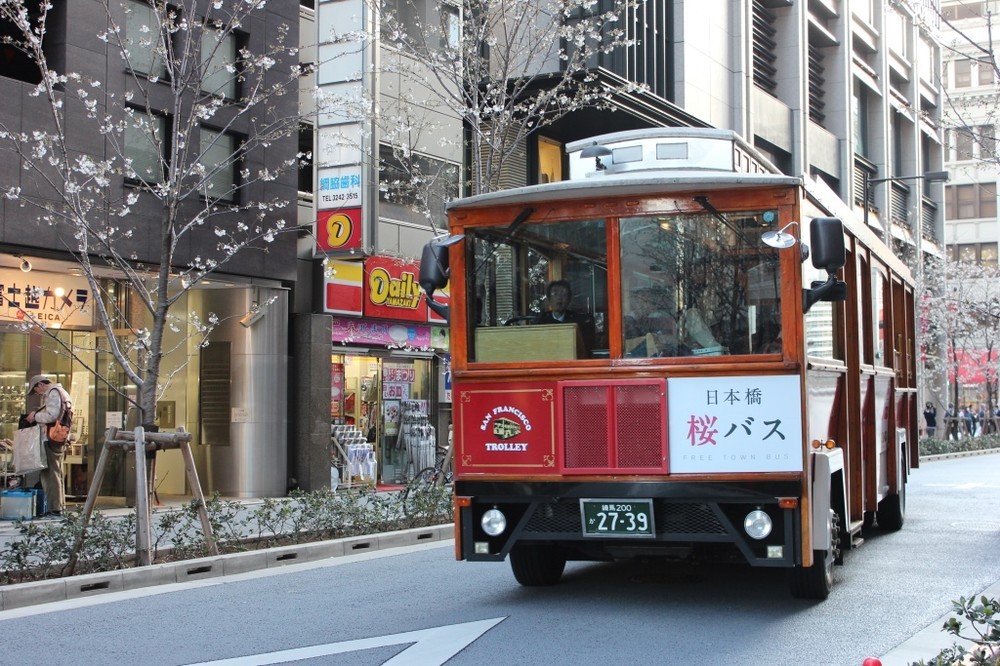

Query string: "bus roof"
[450, 127, 800, 211]
[447, 170, 802, 211]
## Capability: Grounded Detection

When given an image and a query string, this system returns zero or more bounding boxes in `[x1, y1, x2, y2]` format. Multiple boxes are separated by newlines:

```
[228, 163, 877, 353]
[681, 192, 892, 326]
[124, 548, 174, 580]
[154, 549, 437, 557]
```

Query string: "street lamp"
[863, 169, 950, 232]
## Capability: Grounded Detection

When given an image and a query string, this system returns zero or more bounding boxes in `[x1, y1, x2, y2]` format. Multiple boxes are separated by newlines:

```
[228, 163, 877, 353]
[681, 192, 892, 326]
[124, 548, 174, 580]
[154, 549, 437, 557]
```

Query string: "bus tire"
[876, 489, 905, 532]
[789, 509, 839, 600]
[510, 544, 566, 586]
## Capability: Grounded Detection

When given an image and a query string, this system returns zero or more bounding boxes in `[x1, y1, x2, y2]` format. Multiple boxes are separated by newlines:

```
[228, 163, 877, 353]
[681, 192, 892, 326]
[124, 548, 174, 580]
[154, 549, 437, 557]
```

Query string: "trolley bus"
[419, 128, 917, 599]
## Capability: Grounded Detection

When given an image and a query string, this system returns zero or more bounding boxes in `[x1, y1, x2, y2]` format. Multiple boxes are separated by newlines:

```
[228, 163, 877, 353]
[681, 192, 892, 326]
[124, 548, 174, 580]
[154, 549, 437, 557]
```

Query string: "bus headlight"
[744, 509, 773, 540]
[481, 508, 507, 536]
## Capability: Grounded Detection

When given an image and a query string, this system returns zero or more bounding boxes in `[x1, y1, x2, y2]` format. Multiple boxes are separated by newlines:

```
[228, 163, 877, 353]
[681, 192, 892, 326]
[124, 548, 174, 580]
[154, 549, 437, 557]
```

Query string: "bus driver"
[534, 280, 596, 355]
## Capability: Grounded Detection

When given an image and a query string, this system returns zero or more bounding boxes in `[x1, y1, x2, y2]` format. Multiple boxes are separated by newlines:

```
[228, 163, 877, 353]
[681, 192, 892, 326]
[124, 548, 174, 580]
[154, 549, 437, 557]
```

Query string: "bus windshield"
[466, 208, 783, 362]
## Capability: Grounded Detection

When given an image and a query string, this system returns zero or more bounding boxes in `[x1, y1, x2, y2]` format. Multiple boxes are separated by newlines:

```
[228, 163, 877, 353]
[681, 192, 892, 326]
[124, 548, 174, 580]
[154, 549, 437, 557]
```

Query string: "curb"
[0, 523, 453, 611]
[919, 447, 1000, 463]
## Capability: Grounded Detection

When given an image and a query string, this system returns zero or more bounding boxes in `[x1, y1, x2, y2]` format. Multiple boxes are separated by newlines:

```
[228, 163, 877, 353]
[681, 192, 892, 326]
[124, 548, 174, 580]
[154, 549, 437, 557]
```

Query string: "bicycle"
[401, 443, 453, 517]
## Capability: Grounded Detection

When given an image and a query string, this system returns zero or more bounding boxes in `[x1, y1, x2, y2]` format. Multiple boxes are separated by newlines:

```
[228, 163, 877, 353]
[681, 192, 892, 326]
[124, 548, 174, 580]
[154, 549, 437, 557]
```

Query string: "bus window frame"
[453, 191, 803, 368]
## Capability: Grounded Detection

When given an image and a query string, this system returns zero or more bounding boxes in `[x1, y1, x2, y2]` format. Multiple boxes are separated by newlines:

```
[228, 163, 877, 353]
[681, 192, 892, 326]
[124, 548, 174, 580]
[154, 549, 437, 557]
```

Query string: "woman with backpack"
[25, 374, 72, 518]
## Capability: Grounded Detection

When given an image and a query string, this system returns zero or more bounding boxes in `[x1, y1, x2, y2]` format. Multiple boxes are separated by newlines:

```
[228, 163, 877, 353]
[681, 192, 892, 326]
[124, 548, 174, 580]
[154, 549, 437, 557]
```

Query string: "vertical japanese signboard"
[667, 375, 803, 474]
[315, 0, 370, 255]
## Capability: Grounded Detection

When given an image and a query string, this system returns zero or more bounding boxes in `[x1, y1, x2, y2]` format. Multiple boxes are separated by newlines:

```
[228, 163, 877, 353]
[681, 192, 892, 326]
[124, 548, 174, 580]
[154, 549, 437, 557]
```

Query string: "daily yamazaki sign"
[322, 256, 449, 324]
[365, 256, 423, 320]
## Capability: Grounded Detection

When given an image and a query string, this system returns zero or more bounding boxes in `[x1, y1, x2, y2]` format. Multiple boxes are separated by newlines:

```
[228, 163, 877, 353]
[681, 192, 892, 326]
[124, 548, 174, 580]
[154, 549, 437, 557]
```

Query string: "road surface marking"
[185, 617, 507, 666]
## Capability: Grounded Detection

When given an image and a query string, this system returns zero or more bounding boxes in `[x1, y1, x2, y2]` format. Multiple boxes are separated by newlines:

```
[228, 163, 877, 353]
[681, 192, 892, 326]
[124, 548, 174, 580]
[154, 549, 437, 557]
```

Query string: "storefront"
[324, 257, 450, 486]
[1, 258, 289, 502]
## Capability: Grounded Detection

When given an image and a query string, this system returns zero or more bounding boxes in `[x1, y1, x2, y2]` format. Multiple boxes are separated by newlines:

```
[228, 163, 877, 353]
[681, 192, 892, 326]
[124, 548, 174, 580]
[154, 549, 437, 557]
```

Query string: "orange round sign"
[316, 208, 363, 252]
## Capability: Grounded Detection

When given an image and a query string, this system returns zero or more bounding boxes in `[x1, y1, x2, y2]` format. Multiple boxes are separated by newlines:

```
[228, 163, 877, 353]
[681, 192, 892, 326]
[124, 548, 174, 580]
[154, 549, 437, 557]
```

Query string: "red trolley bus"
[419, 128, 917, 599]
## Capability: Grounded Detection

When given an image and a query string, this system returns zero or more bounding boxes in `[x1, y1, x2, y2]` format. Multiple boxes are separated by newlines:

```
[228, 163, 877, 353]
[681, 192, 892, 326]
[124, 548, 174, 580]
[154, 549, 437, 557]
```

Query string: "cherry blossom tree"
[0, 0, 303, 427]
[370, 0, 642, 197]
[920, 256, 1000, 415]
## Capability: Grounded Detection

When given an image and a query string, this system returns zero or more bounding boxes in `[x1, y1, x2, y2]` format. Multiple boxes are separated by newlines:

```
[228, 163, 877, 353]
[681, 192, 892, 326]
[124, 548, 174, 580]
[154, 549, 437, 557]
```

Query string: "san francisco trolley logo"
[492, 417, 521, 440]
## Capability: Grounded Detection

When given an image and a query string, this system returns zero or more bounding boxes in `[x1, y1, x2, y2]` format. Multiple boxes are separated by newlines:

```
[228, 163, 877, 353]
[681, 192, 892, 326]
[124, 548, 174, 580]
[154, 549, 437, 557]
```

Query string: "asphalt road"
[1, 453, 998, 666]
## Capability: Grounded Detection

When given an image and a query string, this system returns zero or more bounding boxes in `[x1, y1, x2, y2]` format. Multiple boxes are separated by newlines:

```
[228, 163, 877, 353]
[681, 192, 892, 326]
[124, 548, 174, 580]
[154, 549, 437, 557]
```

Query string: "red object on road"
[862, 658, 882, 666]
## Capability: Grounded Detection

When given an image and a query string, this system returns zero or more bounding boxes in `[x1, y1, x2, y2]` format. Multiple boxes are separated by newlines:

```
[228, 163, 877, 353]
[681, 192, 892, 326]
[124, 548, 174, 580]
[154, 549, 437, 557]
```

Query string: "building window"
[536, 136, 563, 184]
[126, 0, 167, 78]
[853, 83, 870, 158]
[200, 128, 237, 201]
[953, 58, 972, 88]
[201, 26, 239, 99]
[946, 183, 998, 220]
[298, 122, 314, 194]
[381, 0, 421, 45]
[752, 0, 779, 97]
[981, 243, 999, 268]
[378, 143, 459, 223]
[979, 61, 994, 86]
[952, 242, 999, 267]
[980, 125, 997, 160]
[808, 43, 826, 126]
[0, 0, 55, 84]
[953, 127, 975, 160]
[943, 2, 989, 20]
[441, 3, 459, 49]
[124, 110, 167, 184]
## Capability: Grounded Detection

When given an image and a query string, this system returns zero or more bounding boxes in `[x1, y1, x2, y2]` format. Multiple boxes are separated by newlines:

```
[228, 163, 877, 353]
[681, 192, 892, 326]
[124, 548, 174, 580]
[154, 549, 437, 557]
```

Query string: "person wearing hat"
[25, 374, 72, 517]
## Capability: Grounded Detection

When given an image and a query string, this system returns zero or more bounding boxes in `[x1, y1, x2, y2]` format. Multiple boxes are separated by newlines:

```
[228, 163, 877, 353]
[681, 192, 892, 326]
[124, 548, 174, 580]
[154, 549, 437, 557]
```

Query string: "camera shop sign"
[0, 269, 94, 328]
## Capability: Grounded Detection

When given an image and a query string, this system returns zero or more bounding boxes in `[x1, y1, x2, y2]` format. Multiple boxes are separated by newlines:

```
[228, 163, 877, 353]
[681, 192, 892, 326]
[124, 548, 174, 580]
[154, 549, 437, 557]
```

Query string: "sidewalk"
[877, 577, 1000, 665]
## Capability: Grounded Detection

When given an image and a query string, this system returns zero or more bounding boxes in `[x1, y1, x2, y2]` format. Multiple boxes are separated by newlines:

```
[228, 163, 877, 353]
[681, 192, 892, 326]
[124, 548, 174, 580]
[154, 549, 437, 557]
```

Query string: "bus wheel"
[510, 544, 566, 586]
[789, 509, 840, 600]
[876, 488, 905, 532]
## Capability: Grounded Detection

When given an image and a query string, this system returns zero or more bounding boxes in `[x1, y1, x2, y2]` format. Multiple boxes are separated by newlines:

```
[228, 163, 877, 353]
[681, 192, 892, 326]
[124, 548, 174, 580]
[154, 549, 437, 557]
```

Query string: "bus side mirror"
[810, 217, 846, 274]
[419, 234, 463, 321]
[804, 217, 847, 313]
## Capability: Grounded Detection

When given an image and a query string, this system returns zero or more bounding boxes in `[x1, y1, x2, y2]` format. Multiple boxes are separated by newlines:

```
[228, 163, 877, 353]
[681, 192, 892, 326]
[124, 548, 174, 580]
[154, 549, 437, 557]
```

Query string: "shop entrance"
[331, 352, 434, 486]
[0, 327, 95, 500]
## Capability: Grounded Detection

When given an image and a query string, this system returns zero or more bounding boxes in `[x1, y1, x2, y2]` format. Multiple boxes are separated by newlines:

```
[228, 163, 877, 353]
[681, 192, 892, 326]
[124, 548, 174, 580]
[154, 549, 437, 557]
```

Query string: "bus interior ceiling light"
[580, 142, 612, 171]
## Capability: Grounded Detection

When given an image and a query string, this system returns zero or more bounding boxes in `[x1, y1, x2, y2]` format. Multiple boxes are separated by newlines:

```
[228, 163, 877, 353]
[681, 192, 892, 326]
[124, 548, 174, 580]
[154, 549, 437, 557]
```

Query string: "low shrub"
[911, 595, 1000, 666]
[0, 486, 452, 585]
[918, 435, 1000, 457]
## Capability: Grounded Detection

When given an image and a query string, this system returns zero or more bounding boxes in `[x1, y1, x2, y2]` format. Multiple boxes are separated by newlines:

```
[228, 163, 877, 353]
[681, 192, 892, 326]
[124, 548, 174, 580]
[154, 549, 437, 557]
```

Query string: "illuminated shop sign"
[0, 269, 94, 329]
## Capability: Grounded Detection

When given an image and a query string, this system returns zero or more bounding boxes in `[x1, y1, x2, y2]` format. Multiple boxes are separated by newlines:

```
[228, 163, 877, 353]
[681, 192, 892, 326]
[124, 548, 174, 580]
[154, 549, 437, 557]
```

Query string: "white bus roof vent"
[566, 128, 780, 180]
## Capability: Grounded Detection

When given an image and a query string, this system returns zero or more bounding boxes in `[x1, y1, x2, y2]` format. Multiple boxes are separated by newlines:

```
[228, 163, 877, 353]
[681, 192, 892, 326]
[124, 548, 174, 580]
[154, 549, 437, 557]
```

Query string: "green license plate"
[580, 499, 655, 538]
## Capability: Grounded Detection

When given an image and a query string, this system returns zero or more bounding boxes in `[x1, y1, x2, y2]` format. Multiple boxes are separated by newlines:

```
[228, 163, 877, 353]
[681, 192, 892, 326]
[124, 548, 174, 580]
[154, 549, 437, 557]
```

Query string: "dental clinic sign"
[0, 269, 94, 329]
[314, 0, 371, 256]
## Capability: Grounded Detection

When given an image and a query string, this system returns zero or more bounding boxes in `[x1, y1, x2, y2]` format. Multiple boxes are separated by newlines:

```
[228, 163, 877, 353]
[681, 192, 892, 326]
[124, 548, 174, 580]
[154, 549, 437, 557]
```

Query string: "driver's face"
[549, 286, 571, 313]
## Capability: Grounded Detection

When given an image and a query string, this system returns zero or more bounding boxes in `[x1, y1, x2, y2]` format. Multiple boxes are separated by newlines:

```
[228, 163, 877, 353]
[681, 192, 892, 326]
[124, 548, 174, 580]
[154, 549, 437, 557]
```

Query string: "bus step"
[847, 519, 865, 549]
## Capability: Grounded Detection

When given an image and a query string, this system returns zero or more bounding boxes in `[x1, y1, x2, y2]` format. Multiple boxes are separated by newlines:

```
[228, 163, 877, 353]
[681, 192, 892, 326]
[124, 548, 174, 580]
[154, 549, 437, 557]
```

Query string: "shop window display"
[331, 355, 433, 486]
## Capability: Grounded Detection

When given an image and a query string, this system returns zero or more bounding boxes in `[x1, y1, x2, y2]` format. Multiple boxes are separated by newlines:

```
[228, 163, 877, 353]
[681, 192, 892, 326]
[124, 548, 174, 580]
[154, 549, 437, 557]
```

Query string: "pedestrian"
[945, 404, 959, 440]
[24, 374, 72, 518]
[923, 402, 937, 438]
[962, 405, 974, 438]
